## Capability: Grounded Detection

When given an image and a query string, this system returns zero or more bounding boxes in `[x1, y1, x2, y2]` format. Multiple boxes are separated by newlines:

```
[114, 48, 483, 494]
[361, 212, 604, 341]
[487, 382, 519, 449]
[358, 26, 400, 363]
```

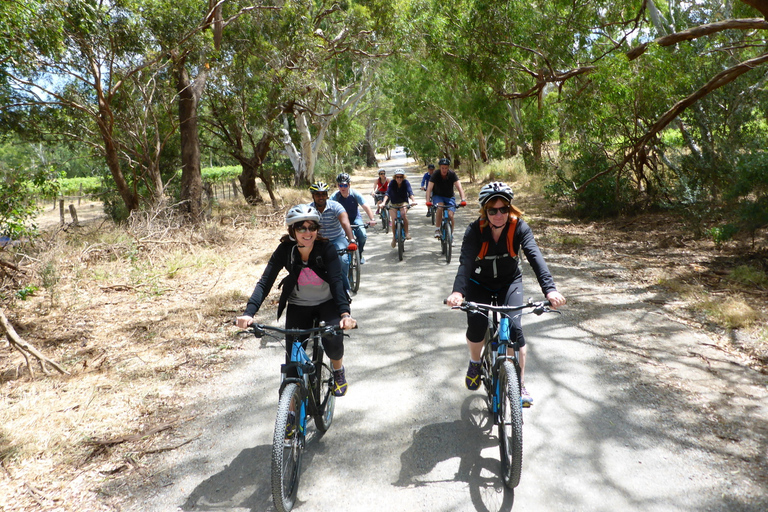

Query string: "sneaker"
[391, 239, 396, 248]
[425, 211, 431, 217]
[521, 386, 533, 408]
[465, 361, 482, 391]
[360, 256, 366, 264]
[332, 367, 348, 396]
[406, 234, 412, 240]
[434, 228, 440, 238]
[285, 411, 296, 440]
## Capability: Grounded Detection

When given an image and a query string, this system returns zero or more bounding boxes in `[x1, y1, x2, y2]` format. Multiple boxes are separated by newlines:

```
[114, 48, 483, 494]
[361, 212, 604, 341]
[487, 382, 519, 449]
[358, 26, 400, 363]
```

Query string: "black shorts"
[284, 300, 344, 362]
[464, 278, 525, 347]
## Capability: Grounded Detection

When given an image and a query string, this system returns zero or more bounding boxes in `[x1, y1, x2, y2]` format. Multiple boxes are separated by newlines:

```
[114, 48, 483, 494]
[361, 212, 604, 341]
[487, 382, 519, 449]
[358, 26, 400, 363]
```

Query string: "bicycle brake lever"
[251, 325, 266, 337]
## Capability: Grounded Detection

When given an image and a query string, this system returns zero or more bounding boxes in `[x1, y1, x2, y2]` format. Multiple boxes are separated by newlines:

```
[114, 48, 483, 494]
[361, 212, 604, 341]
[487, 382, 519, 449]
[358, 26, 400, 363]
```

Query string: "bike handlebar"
[444, 298, 556, 316]
[385, 204, 415, 209]
[246, 323, 344, 339]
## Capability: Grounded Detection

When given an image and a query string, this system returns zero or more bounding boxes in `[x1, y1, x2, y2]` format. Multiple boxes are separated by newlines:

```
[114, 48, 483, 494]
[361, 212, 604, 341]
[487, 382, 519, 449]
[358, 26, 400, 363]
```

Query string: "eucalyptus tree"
[274, 0, 407, 185]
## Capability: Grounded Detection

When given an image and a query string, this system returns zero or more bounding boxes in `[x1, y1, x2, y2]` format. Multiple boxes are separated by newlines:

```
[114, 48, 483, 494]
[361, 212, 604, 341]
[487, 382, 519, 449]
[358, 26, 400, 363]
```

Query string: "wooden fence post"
[59, 200, 65, 225]
[232, 179, 239, 199]
[68, 204, 79, 226]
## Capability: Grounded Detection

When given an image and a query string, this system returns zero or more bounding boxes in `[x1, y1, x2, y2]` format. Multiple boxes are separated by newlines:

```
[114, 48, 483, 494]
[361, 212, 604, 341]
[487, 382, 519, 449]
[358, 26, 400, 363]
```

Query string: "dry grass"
[0, 199, 288, 511]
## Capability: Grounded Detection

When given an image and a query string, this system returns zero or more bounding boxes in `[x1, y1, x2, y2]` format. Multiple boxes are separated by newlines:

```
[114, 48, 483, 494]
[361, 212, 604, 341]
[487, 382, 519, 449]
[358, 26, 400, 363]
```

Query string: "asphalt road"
[125, 161, 768, 512]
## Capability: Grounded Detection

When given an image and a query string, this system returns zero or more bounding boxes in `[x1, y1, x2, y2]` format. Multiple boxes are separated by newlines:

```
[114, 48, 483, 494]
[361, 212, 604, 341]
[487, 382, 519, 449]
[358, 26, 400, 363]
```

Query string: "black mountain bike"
[387, 204, 413, 261]
[450, 297, 559, 488]
[436, 203, 463, 264]
[246, 322, 343, 512]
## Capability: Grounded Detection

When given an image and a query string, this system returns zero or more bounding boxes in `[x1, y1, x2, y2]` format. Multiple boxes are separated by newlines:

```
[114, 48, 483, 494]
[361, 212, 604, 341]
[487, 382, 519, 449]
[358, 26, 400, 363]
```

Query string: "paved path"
[125, 165, 768, 512]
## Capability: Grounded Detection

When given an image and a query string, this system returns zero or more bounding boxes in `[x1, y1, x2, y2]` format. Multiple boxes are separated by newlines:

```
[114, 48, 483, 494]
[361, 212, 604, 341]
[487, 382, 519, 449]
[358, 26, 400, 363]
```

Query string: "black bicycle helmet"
[285, 204, 321, 226]
[427, 164, 435, 170]
[336, 172, 350, 184]
[478, 182, 514, 206]
[309, 181, 330, 193]
[438, 157, 450, 166]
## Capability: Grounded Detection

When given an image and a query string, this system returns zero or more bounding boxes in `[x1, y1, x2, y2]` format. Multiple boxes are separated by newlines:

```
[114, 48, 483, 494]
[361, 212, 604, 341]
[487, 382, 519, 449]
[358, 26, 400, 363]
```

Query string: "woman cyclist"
[380, 168, 417, 247]
[445, 182, 565, 406]
[235, 204, 357, 396]
[372, 169, 389, 213]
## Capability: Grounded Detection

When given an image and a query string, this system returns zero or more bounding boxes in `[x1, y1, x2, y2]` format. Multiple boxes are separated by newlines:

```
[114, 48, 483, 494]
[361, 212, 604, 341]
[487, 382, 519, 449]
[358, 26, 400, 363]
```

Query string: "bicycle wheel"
[381, 209, 389, 233]
[348, 248, 360, 292]
[397, 222, 404, 261]
[445, 223, 453, 264]
[440, 224, 447, 255]
[272, 383, 304, 512]
[312, 351, 336, 432]
[498, 360, 523, 488]
[430, 206, 436, 225]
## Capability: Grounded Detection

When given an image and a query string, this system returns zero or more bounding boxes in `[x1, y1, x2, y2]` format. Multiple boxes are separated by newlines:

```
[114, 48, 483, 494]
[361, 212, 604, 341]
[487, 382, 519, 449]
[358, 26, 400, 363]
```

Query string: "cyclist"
[235, 204, 357, 396]
[372, 169, 389, 213]
[309, 182, 357, 291]
[331, 173, 377, 264]
[420, 164, 435, 191]
[426, 157, 467, 238]
[444, 182, 566, 406]
[380, 168, 417, 248]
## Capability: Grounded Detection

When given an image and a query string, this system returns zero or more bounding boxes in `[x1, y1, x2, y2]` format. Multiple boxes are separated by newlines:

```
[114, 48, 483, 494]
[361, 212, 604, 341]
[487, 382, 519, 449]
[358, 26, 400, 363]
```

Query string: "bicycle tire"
[498, 360, 523, 488]
[348, 248, 360, 293]
[440, 224, 447, 255]
[312, 351, 336, 432]
[430, 205, 436, 225]
[397, 222, 404, 261]
[380, 209, 389, 234]
[445, 223, 453, 264]
[271, 383, 304, 512]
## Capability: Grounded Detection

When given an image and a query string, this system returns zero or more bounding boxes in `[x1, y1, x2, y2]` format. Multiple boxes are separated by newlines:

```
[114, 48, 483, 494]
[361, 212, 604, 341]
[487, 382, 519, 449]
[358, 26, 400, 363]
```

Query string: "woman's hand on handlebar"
[546, 291, 566, 309]
[340, 315, 357, 330]
[235, 315, 254, 329]
[445, 292, 464, 308]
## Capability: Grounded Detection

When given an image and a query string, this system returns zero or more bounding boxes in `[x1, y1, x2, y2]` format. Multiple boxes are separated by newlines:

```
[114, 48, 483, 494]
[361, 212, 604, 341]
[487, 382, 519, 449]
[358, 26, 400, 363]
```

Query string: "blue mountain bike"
[246, 322, 343, 512]
[450, 297, 559, 488]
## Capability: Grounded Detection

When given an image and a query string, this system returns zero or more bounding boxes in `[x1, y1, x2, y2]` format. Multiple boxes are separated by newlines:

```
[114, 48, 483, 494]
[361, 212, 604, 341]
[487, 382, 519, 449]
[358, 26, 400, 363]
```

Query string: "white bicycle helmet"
[394, 168, 405, 177]
[285, 204, 321, 227]
[478, 182, 514, 206]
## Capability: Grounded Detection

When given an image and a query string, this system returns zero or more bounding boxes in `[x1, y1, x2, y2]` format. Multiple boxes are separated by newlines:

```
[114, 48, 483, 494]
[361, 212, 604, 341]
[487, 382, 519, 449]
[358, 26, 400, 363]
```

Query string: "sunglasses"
[486, 206, 510, 216]
[294, 223, 319, 233]
[379, 173, 386, 176]
[338, 183, 349, 188]
[395, 176, 404, 179]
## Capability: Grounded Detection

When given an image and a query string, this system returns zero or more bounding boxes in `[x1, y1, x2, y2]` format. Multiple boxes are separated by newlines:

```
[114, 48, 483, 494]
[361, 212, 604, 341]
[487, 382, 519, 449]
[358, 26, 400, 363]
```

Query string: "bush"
[545, 153, 633, 219]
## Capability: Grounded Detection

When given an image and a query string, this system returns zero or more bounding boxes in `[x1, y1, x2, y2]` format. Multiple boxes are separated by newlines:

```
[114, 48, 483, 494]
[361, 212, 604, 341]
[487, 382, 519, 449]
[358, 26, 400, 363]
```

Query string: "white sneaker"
[360, 257, 366, 264]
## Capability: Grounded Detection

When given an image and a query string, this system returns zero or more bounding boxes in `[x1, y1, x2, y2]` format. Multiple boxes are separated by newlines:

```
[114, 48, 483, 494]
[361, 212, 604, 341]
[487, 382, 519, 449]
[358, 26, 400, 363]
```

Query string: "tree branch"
[0, 308, 69, 378]
[576, 52, 768, 192]
[627, 18, 768, 60]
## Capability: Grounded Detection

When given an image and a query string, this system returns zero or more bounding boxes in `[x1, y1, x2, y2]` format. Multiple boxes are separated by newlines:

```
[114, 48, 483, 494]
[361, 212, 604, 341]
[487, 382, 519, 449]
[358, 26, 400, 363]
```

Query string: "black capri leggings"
[284, 300, 344, 362]
[465, 278, 525, 347]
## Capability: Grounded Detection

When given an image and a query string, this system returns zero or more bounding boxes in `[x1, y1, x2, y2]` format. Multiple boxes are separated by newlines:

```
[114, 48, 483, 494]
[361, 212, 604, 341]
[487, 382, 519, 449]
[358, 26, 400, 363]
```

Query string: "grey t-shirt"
[288, 265, 333, 306]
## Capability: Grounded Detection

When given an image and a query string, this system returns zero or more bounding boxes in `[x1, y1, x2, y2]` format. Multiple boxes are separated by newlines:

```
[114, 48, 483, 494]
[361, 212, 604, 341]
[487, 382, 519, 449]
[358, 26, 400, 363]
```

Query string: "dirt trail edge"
[121, 178, 767, 512]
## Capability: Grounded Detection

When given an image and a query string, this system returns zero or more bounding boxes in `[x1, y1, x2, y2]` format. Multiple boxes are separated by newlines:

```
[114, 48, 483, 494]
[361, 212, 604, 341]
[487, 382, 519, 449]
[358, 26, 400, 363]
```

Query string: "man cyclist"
[426, 157, 467, 238]
[380, 168, 417, 247]
[309, 182, 357, 291]
[421, 164, 435, 191]
[331, 173, 376, 264]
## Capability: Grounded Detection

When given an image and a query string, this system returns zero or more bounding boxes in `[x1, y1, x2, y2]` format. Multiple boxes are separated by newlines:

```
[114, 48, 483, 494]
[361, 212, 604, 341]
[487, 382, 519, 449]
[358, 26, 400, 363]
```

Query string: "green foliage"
[708, 224, 739, 248]
[201, 166, 242, 185]
[15, 285, 38, 301]
[0, 168, 60, 239]
[545, 153, 633, 219]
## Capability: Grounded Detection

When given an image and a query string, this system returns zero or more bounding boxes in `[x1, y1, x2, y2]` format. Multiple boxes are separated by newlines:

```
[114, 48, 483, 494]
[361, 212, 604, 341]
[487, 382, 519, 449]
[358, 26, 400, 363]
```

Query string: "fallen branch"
[87, 422, 175, 447]
[0, 308, 69, 378]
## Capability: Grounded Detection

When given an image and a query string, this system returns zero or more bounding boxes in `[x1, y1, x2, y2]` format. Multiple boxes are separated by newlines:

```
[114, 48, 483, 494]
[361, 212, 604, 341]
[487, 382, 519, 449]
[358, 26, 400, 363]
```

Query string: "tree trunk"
[364, 124, 378, 167]
[175, 56, 205, 220]
[96, 105, 140, 212]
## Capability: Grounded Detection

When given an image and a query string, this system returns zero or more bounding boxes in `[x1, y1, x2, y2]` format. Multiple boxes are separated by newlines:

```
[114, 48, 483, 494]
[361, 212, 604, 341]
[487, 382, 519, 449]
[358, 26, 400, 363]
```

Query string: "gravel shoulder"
[116, 174, 768, 512]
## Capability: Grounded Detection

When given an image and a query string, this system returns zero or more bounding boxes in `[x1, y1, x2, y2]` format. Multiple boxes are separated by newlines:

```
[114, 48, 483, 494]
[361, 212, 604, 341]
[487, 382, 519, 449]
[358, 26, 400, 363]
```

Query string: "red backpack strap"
[477, 224, 490, 259]
[507, 217, 518, 257]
